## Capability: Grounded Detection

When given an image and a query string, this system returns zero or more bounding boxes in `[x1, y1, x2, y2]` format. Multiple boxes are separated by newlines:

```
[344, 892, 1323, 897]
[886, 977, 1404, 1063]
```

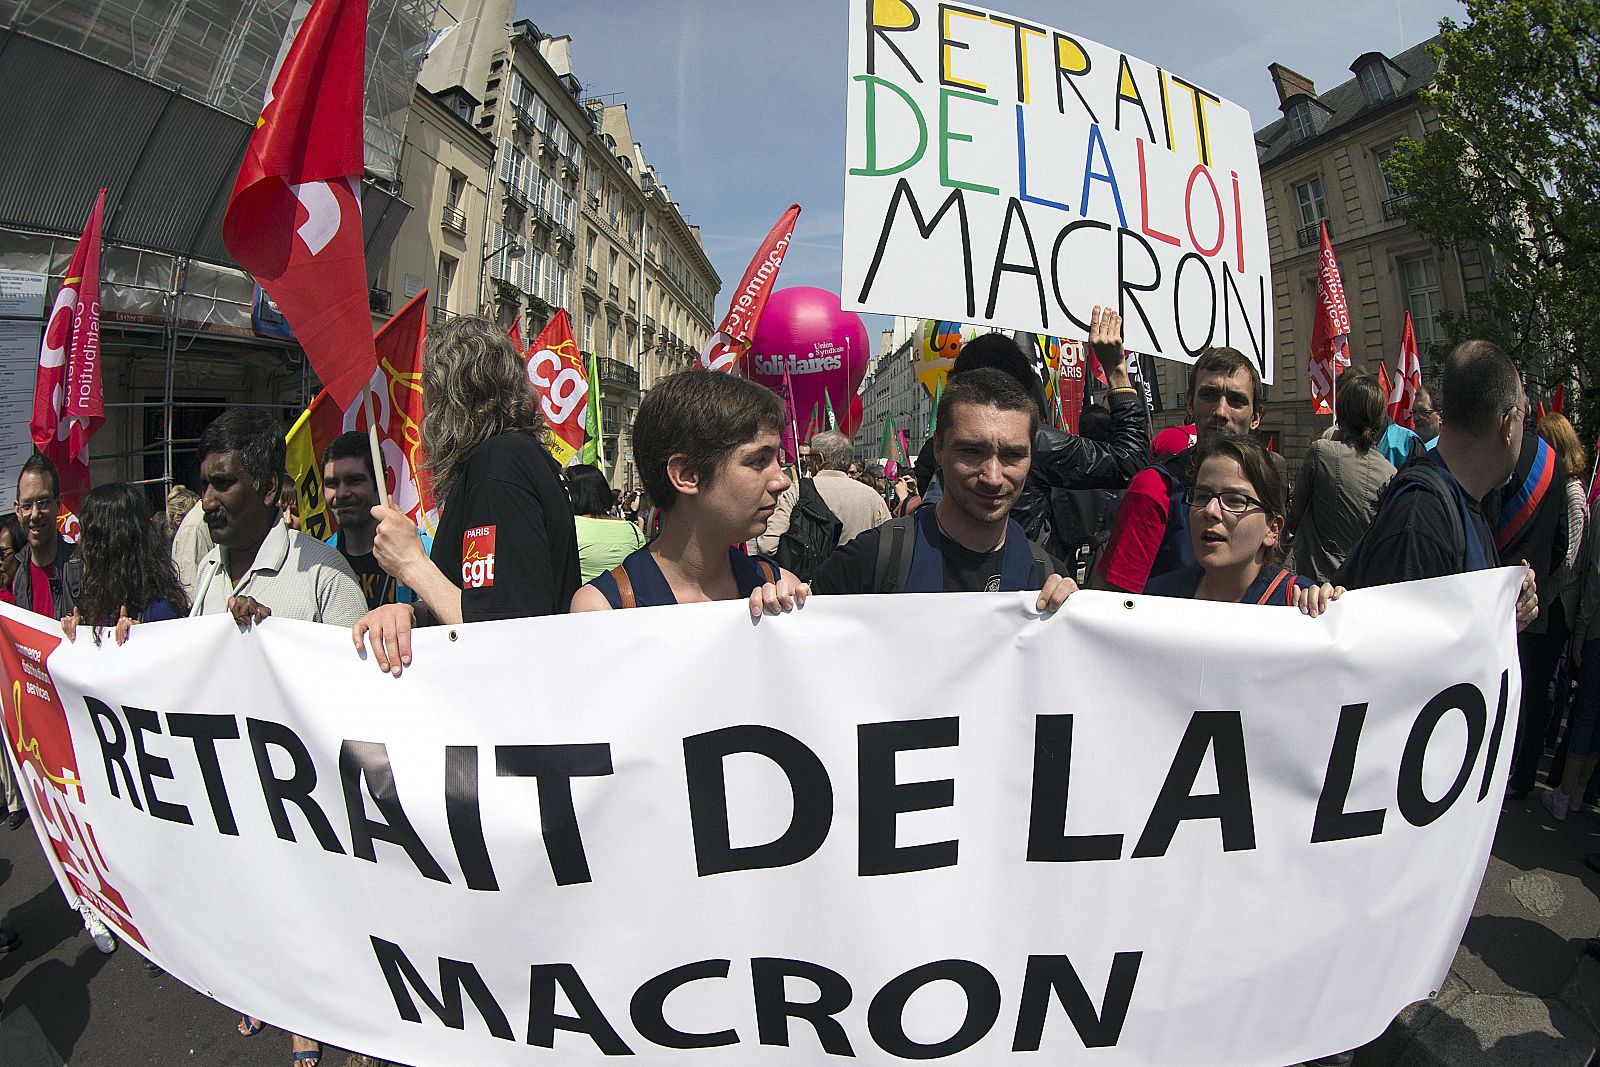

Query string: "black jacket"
[914, 395, 1150, 552]
[11, 537, 78, 617]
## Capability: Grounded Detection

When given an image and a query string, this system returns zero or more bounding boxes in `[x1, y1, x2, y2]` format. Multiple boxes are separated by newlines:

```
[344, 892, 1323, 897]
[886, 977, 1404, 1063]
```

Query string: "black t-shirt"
[1339, 457, 1496, 589]
[340, 546, 395, 611]
[813, 521, 1068, 594]
[430, 432, 581, 621]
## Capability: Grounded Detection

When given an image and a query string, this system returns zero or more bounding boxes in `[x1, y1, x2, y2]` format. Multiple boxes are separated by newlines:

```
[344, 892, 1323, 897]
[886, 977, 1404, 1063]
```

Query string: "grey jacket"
[10, 537, 78, 618]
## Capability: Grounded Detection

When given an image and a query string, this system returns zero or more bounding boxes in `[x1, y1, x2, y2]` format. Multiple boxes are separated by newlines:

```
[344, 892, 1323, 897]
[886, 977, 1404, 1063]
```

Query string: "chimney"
[1268, 63, 1316, 105]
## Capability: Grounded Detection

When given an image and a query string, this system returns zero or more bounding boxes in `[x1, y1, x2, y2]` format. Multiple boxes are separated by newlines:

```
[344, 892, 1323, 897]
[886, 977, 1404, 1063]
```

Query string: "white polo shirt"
[190, 515, 368, 627]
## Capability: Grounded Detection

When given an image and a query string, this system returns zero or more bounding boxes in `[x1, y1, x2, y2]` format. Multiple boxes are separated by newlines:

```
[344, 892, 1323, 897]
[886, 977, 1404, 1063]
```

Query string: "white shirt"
[190, 515, 367, 627]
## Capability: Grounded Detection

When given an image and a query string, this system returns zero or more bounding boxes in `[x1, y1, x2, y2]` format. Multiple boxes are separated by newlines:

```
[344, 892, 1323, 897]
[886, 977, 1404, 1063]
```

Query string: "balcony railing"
[1296, 220, 1327, 248]
[584, 267, 600, 292]
[430, 306, 457, 328]
[644, 315, 656, 332]
[502, 179, 529, 207]
[608, 284, 621, 304]
[369, 288, 391, 314]
[440, 204, 467, 234]
[1382, 194, 1413, 220]
[599, 357, 640, 390]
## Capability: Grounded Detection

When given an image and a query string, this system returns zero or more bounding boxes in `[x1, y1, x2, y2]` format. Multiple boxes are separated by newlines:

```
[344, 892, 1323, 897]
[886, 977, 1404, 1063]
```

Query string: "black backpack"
[775, 478, 843, 581]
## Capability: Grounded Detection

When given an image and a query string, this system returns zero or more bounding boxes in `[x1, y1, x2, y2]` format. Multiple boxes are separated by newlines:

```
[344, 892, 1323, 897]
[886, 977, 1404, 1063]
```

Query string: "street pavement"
[1, 788, 1597, 1065]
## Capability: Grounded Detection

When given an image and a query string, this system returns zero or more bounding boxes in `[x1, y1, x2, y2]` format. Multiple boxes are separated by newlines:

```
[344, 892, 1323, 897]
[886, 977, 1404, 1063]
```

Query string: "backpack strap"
[756, 557, 779, 585]
[608, 564, 636, 610]
[874, 517, 917, 593]
[1029, 541, 1052, 588]
[1255, 568, 1291, 605]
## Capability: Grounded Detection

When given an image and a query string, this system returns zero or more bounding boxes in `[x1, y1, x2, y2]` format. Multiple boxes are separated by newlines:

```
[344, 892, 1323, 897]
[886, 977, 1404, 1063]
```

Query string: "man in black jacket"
[912, 308, 1148, 556]
[10, 451, 77, 619]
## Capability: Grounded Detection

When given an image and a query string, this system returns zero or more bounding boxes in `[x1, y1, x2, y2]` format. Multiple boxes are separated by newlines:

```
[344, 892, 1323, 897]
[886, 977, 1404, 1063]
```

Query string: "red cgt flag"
[32, 189, 106, 512]
[525, 310, 589, 466]
[507, 314, 524, 355]
[1388, 311, 1422, 428]
[286, 290, 434, 538]
[702, 204, 801, 373]
[1309, 221, 1351, 416]
[223, 0, 376, 412]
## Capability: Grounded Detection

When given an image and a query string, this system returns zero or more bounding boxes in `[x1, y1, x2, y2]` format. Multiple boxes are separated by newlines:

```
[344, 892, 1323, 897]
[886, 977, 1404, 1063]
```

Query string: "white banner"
[2, 570, 1520, 1065]
[843, 0, 1275, 381]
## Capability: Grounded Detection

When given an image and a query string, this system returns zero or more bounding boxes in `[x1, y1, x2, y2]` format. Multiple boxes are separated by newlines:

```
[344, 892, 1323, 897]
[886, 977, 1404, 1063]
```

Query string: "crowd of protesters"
[0, 311, 1581, 1067]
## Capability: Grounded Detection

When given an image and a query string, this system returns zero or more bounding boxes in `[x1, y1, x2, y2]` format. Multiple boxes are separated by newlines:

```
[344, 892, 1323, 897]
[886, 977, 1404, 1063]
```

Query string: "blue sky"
[525, 0, 1467, 342]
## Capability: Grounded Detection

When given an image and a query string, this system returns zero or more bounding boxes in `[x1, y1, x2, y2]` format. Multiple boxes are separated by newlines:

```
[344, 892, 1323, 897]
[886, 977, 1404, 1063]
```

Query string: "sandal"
[290, 1036, 322, 1066]
[238, 1016, 264, 1037]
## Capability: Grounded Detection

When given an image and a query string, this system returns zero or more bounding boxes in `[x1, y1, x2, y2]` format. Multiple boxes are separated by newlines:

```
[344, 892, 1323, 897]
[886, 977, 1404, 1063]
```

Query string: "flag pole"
[361, 387, 389, 508]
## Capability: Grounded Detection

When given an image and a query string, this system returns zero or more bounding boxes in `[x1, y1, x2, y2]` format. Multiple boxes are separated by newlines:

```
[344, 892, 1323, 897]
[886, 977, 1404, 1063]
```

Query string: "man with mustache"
[190, 408, 366, 629]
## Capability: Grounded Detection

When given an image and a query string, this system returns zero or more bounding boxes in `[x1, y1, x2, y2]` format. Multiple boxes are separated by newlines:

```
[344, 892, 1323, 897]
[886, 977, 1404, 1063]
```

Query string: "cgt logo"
[462, 525, 496, 589]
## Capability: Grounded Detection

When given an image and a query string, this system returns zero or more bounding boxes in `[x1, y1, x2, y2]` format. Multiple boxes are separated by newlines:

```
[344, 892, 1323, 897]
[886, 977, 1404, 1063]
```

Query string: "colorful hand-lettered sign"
[843, 0, 1275, 381]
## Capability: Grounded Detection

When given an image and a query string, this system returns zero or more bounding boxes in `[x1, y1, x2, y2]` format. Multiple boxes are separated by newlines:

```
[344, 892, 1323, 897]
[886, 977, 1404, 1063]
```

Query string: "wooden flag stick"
[362, 387, 389, 508]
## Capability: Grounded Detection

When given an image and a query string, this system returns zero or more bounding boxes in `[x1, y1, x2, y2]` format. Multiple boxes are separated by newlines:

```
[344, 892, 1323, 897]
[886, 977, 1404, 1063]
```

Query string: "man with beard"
[321, 431, 430, 611]
[812, 368, 1075, 610]
[10, 452, 78, 618]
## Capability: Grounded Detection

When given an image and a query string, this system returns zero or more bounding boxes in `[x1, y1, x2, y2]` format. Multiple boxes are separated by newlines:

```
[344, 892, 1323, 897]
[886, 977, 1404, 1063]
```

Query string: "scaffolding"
[0, 0, 439, 181]
[0, 0, 439, 496]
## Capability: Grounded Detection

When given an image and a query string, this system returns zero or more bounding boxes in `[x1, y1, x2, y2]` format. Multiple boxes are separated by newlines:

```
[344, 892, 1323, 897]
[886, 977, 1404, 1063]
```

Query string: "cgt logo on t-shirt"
[462, 525, 496, 588]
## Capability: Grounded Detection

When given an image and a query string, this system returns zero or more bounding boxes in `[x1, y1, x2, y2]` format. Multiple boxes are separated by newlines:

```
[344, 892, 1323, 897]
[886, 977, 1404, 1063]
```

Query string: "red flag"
[524, 310, 588, 466]
[286, 290, 434, 536]
[223, 0, 376, 412]
[508, 314, 524, 354]
[32, 189, 106, 512]
[1387, 311, 1422, 428]
[702, 204, 801, 373]
[1553, 384, 1566, 414]
[1309, 222, 1351, 416]
[1537, 398, 1548, 421]
[1377, 362, 1393, 405]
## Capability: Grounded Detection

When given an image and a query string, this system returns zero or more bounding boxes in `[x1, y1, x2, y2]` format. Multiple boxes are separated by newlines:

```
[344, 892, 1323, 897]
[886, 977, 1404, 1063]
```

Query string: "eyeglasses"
[1413, 406, 1437, 418]
[1185, 487, 1265, 514]
[14, 496, 56, 515]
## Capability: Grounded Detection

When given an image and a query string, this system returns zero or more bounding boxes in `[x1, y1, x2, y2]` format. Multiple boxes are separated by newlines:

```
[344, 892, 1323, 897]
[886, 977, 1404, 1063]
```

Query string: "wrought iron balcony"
[1382, 194, 1413, 221]
[599, 357, 640, 390]
[440, 204, 467, 235]
[369, 288, 391, 314]
[1296, 220, 1327, 248]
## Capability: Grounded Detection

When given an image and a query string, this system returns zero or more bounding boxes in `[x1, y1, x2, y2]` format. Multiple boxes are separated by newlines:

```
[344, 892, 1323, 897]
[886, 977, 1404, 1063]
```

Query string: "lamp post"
[479, 234, 525, 319]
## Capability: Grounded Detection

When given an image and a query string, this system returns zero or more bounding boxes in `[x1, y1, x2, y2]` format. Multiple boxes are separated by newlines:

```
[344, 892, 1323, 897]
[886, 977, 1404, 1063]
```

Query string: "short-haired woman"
[571, 371, 806, 615]
[1289, 371, 1397, 583]
[1145, 433, 1341, 615]
[356, 316, 581, 674]
[567, 463, 645, 584]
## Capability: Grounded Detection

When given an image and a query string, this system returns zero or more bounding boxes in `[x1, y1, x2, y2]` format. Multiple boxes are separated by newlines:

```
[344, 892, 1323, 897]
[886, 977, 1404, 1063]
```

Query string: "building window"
[436, 255, 457, 306]
[445, 172, 465, 210]
[1401, 256, 1444, 346]
[583, 312, 595, 352]
[1376, 147, 1412, 219]
[1358, 61, 1395, 105]
[1293, 177, 1327, 247]
[1287, 101, 1316, 142]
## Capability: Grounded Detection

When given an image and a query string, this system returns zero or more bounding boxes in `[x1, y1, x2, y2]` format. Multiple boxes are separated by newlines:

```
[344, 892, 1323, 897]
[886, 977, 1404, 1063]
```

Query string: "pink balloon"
[744, 287, 869, 446]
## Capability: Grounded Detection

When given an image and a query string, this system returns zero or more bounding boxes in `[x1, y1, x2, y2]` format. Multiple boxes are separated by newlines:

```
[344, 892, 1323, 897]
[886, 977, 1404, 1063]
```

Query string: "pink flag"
[32, 189, 106, 512]
[700, 204, 801, 373]
[1387, 311, 1422, 428]
[1309, 221, 1350, 416]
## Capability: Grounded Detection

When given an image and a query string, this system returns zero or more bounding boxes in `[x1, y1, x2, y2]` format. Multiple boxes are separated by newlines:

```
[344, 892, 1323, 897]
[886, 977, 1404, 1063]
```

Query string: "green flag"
[824, 389, 838, 430]
[879, 414, 908, 464]
[926, 376, 944, 438]
[579, 351, 604, 470]
[802, 402, 821, 444]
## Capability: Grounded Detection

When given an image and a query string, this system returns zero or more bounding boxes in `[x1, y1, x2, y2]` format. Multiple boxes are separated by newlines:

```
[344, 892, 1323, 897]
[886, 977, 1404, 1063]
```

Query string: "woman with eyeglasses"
[1143, 433, 1342, 615]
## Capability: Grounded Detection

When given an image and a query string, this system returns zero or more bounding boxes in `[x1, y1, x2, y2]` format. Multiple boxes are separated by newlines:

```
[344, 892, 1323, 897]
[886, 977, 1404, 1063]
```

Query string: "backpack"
[870, 516, 1052, 593]
[775, 478, 843, 581]
[1052, 488, 1123, 580]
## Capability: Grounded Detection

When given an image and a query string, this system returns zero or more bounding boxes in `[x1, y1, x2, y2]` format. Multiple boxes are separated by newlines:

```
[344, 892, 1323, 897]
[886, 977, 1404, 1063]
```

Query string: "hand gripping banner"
[0, 571, 1521, 1065]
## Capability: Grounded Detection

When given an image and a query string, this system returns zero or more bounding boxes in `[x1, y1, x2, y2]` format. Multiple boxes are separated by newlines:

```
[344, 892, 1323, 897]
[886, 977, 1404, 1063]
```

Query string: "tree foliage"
[1386, 0, 1600, 420]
